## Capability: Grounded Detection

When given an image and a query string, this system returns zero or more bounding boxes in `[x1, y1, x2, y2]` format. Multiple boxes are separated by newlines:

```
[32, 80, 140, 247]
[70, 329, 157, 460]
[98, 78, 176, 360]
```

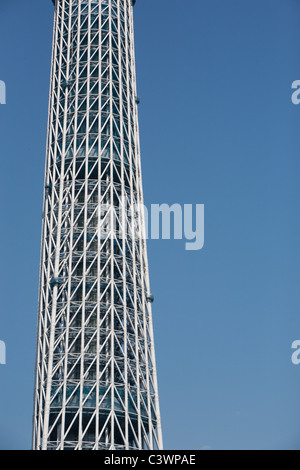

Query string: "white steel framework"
[32, 0, 163, 450]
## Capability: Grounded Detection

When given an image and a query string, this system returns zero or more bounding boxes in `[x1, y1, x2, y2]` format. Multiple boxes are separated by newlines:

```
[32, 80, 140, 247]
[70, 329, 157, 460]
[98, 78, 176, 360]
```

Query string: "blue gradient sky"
[1, 0, 300, 450]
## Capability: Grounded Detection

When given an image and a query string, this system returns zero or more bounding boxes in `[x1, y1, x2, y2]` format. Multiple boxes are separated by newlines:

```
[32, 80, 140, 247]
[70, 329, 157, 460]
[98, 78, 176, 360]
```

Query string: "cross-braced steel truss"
[32, 0, 163, 450]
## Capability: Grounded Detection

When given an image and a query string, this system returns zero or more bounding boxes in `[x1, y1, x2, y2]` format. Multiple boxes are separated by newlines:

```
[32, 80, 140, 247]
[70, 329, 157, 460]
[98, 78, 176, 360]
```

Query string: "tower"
[32, 0, 163, 450]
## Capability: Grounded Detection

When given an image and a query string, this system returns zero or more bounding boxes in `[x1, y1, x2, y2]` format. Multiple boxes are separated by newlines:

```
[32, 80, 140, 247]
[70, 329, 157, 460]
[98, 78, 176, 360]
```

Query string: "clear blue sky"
[1, 0, 300, 450]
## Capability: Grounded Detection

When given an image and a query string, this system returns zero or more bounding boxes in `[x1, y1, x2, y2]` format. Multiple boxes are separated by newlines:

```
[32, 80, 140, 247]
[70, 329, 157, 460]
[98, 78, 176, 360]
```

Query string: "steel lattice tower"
[32, 0, 163, 450]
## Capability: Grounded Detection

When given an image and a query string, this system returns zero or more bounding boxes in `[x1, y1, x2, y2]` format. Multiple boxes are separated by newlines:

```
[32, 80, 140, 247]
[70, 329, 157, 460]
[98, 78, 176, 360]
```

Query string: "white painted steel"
[32, 0, 163, 450]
